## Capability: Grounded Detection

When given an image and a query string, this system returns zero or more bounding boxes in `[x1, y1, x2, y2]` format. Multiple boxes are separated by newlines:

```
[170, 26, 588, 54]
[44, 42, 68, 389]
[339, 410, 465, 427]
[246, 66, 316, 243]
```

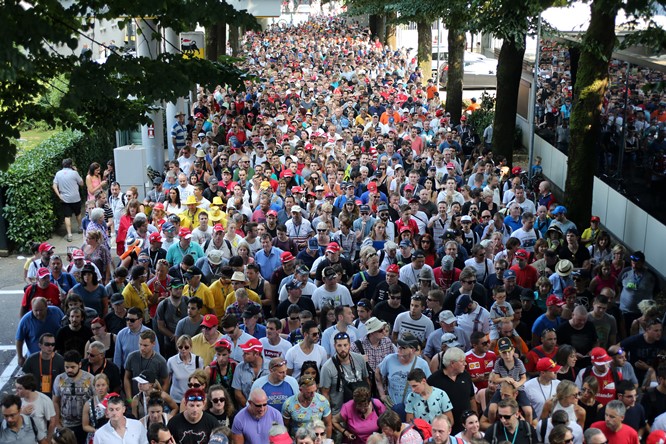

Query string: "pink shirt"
[340, 399, 386, 444]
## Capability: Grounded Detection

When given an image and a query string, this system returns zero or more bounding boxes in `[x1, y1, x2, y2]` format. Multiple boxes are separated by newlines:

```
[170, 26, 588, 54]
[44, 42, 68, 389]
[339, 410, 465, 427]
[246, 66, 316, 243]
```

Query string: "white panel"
[623, 201, 648, 253]
[591, 177, 609, 223]
[605, 187, 628, 239]
[550, 149, 567, 191]
[115, 145, 149, 201]
[645, 216, 666, 277]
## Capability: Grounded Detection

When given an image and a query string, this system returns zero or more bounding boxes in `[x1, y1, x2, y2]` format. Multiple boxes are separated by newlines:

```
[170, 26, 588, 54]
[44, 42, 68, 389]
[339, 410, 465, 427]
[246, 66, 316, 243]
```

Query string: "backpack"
[488, 420, 533, 444]
[580, 365, 622, 387]
[354, 340, 379, 398]
[401, 419, 433, 442]
[332, 355, 369, 403]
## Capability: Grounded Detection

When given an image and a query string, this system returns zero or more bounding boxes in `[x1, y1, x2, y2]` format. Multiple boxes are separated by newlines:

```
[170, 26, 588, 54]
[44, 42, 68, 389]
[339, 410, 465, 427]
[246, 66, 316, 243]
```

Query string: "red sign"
[148, 124, 155, 139]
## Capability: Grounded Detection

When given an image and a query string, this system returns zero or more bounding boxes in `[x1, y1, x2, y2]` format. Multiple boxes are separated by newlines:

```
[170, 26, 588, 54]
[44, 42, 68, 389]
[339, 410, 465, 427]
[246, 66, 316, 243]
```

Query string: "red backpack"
[403, 419, 432, 441]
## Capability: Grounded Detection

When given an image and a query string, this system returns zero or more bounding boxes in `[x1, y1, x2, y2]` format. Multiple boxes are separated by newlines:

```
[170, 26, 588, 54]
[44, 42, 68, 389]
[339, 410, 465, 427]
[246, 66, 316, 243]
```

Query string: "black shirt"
[372, 301, 407, 329]
[483, 420, 538, 444]
[556, 321, 598, 368]
[168, 411, 219, 444]
[372, 280, 412, 308]
[55, 325, 93, 356]
[444, 283, 489, 311]
[82, 358, 122, 393]
[427, 370, 475, 434]
[104, 312, 126, 336]
[276, 297, 316, 320]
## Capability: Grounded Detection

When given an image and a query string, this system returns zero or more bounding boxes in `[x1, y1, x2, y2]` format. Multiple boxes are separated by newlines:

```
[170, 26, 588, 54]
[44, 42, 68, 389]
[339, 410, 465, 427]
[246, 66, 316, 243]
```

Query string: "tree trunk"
[205, 25, 218, 61]
[217, 22, 227, 57]
[376, 14, 386, 45]
[417, 21, 432, 82]
[446, 26, 465, 124]
[229, 25, 240, 56]
[564, 0, 618, 224]
[491, 37, 526, 165]
[385, 12, 396, 49]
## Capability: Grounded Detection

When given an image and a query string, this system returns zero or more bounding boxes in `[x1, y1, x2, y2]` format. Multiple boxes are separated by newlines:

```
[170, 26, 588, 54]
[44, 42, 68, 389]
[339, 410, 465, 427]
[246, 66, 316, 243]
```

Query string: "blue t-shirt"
[531, 313, 562, 338]
[16, 306, 65, 354]
[405, 386, 453, 422]
[72, 283, 107, 315]
[251, 375, 299, 412]
[378, 354, 431, 404]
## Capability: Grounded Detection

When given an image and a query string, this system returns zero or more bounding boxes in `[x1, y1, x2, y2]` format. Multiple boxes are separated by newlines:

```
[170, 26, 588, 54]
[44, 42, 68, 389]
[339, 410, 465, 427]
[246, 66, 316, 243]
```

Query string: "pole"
[436, 19, 441, 89]
[136, 18, 165, 171]
[164, 27, 186, 161]
[528, 14, 542, 181]
[616, 62, 630, 178]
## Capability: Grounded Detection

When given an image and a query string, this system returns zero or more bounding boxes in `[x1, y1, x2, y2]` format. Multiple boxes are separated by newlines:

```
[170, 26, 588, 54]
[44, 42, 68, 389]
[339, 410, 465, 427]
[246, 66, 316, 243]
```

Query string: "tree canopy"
[0, 0, 256, 170]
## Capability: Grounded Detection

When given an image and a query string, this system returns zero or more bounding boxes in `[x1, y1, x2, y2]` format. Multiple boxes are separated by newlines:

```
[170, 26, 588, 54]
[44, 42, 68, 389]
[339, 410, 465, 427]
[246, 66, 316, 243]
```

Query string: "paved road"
[0, 228, 81, 398]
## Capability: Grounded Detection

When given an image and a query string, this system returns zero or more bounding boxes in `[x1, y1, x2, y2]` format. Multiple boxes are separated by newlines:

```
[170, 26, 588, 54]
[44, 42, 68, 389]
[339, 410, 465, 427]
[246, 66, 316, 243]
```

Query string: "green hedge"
[0, 129, 114, 251]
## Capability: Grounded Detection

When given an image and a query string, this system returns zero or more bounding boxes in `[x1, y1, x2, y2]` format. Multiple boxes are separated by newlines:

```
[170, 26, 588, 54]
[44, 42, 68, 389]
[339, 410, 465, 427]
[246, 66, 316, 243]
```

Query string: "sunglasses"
[178, 345, 191, 350]
[250, 401, 268, 408]
[498, 414, 514, 420]
[42, 342, 56, 347]
[270, 360, 288, 369]
[125, 317, 139, 323]
[211, 397, 226, 404]
[462, 280, 475, 284]
[187, 395, 205, 402]
[188, 383, 202, 388]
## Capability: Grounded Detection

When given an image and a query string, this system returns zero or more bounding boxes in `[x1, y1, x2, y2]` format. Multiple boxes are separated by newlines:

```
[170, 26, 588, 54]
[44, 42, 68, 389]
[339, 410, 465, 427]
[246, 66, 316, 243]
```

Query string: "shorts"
[62, 201, 82, 217]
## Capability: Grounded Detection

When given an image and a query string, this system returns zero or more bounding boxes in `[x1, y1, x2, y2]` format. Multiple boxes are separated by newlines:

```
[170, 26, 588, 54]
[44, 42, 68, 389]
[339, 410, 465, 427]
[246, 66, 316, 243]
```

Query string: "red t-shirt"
[510, 264, 539, 289]
[524, 346, 558, 373]
[465, 350, 497, 389]
[590, 422, 639, 444]
[22, 283, 61, 309]
[586, 367, 621, 406]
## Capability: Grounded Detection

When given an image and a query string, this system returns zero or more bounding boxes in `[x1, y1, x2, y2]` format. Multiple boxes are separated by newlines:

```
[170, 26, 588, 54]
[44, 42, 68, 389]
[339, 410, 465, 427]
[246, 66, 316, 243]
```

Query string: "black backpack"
[332, 354, 369, 403]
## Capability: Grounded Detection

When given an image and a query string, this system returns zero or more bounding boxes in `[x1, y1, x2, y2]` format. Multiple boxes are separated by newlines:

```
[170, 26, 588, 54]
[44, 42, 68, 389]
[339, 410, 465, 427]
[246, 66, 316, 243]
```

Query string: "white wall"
[518, 115, 666, 277]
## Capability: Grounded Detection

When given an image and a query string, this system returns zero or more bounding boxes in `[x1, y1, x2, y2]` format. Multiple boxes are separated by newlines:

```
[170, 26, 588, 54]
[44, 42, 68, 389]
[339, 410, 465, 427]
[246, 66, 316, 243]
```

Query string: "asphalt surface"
[0, 227, 82, 398]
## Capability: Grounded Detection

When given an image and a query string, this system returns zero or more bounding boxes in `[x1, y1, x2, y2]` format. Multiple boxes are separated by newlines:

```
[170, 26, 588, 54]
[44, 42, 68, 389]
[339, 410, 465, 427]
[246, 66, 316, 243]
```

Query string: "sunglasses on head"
[187, 395, 205, 402]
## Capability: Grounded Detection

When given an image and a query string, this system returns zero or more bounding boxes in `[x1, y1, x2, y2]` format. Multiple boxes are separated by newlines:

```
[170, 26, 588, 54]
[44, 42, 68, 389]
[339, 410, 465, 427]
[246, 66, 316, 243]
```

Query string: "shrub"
[467, 91, 496, 139]
[0, 129, 114, 251]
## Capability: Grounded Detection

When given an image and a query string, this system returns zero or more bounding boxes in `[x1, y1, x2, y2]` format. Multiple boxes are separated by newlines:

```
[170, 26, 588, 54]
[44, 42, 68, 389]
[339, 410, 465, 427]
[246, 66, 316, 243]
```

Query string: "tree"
[564, 0, 666, 223]
[473, 0, 555, 165]
[440, 0, 472, 124]
[0, 0, 257, 170]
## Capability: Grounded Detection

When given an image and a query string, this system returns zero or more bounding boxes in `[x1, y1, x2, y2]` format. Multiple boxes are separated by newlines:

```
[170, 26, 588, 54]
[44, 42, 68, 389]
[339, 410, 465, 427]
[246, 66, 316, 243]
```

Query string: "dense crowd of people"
[6, 15, 666, 444]
[534, 40, 666, 191]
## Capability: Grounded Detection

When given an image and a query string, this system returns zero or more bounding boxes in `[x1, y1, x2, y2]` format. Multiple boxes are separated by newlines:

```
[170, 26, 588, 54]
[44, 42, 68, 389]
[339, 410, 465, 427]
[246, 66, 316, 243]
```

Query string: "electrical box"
[114, 145, 149, 201]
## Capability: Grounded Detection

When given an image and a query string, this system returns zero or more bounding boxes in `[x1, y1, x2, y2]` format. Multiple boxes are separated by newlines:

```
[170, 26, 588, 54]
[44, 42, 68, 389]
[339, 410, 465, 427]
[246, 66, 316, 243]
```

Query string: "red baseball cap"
[38, 242, 55, 254]
[213, 224, 224, 233]
[280, 251, 295, 263]
[515, 249, 529, 260]
[326, 242, 341, 253]
[240, 338, 263, 353]
[387, 264, 400, 274]
[546, 295, 565, 307]
[149, 232, 163, 243]
[201, 314, 219, 329]
[178, 228, 192, 239]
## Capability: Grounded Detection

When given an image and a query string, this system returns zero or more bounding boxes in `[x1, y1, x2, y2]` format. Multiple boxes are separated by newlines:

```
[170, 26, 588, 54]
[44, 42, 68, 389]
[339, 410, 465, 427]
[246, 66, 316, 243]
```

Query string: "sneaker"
[66, 234, 73, 242]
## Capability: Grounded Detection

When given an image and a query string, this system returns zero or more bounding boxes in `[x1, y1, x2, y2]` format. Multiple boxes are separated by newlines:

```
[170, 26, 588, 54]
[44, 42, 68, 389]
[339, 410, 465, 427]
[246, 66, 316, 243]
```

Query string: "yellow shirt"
[179, 208, 203, 230]
[223, 288, 260, 311]
[191, 332, 222, 366]
[209, 280, 234, 318]
[122, 282, 153, 322]
[208, 210, 228, 229]
[183, 283, 215, 315]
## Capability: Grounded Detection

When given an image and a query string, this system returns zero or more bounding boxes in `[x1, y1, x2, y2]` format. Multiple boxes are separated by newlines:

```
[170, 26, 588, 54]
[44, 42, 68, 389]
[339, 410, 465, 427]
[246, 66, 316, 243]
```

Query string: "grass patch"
[17, 128, 61, 153]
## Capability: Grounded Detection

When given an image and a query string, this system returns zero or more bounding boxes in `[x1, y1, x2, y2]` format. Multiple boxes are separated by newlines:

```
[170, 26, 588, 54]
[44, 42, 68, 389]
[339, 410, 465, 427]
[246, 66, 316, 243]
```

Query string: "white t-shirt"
[511, 227, 539, 253]
[399, 264, 434, 289]
[285, 343, 328, 379]
[311, 285, 353, 310]
[457, 304, 491, 337]
[524, 378, 560, 419]
[260, 337, 293, 369]
[393, 312, 435, 345]
[21, 392, 56, 440]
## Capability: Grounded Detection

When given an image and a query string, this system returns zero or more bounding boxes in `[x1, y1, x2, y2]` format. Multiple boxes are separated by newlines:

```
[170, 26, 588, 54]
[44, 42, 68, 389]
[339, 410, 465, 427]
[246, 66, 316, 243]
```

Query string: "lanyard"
[503, 423, 519, 444]
[39, 352, 53, 382]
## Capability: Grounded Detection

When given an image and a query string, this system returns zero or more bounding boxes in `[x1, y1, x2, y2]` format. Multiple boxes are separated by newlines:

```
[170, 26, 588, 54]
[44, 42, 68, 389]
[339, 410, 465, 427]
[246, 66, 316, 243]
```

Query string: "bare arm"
[235, 388, 247, 407]
[82, 400, 95, 433]
[16, 339, 25, 367]
[320, 387, 331, 402]
[232, 434, 245, 444]
[52, 395, 62, 427]
[324, 413, 333, 438]
[124, 370, 133, 400]
[374, 367, 387, 402]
